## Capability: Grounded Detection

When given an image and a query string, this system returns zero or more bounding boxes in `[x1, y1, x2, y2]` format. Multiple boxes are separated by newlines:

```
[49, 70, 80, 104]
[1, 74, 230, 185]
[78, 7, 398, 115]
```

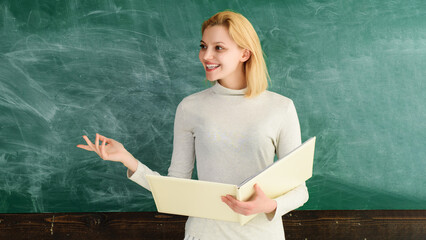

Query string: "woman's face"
[199, 25, 249, 85]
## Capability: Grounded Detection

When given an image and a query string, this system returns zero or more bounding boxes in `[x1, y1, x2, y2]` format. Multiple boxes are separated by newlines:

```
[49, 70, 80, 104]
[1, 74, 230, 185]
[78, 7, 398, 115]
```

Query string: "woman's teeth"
[206, 64, 220, 69]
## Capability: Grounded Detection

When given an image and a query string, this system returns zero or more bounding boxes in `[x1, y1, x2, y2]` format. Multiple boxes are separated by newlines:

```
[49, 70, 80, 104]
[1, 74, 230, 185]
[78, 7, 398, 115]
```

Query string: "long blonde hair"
[202, 10, 269, 98]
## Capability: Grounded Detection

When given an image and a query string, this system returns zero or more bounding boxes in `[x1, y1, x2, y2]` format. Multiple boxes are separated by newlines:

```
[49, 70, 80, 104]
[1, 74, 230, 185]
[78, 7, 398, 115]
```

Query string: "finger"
[83, 135, 100, 155]
[221, 196, 237, 210]
[83, 135, 95, 148]
[101, 138, 108, 159]
[98, 134, 108, 141]
[98, 137, 104, 159]
[254, 184, 263, 194]
[95, 133, 100, 153]
[101, 136, 117, 148]
[103, 136, 115, 145]
[222, 195, 245, 211]
[229, 196, 250, 209]
[76, 144, 94, 151]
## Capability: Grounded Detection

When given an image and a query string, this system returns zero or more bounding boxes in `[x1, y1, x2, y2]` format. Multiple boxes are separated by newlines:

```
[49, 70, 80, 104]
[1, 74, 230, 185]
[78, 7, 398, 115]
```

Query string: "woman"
[77, 10, 309, 240]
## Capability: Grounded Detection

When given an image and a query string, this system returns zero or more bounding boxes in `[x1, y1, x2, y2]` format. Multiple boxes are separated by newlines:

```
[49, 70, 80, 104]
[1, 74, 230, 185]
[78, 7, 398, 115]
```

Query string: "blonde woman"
[78, 10, 308, 240]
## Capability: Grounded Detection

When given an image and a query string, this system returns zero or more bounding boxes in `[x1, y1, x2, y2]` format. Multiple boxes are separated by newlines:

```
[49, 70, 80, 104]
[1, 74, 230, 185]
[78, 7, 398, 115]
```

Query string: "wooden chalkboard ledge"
[0, 210, 425, 240]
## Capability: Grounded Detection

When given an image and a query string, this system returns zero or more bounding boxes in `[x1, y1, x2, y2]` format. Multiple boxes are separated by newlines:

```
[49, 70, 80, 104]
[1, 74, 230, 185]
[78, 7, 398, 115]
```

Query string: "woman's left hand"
[221, 184, 277, 216]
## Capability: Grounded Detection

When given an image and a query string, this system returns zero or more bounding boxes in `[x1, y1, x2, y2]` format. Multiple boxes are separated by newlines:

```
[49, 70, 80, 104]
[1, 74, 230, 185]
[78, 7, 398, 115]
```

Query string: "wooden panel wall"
[1, 210, 425, 240]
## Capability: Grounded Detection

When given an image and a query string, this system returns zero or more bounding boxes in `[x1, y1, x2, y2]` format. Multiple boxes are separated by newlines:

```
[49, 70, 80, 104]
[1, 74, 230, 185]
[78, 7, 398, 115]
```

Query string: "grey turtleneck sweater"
[128, 82, 309, 240]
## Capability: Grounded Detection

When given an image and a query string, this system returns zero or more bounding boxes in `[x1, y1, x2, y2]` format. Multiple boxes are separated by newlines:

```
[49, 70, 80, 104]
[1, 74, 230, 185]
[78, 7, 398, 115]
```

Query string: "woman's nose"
[203, 49, 214, 60]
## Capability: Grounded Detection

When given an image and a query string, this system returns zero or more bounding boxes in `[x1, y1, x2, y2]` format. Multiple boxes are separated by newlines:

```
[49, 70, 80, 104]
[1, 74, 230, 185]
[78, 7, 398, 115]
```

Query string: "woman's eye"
[200, 44, 206, 49]
[216, 46, 223, 50]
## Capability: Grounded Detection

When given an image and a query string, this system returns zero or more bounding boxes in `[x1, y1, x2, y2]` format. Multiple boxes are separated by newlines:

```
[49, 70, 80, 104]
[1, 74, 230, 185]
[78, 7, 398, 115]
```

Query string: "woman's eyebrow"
[200, 40, 225, 45]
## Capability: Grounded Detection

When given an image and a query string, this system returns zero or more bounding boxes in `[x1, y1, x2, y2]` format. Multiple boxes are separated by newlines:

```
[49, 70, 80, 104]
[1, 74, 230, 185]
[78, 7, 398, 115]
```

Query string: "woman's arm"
[267, 100, 309, 220]
[166, 101, 196, 179]
[77, 100, 195, 191]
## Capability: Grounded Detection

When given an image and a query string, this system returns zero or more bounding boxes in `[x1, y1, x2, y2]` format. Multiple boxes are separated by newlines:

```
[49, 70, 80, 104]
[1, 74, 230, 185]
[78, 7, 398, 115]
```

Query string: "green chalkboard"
[1, 0, 425, 213]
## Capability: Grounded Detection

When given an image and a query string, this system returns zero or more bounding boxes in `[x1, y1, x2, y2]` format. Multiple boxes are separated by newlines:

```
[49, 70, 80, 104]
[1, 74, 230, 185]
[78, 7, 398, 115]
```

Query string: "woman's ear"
[241, 49, 251, 62]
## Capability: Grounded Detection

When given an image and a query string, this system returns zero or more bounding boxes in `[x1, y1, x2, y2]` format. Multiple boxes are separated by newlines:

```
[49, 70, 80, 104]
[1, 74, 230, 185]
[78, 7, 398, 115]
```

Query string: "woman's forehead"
[201, 25, 235, 45]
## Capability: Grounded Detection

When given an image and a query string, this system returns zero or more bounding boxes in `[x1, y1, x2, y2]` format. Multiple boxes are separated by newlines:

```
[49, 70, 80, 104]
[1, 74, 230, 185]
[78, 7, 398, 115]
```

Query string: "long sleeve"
[127, 100, 195, 190]
[127, 160, 160, 191]
[267, 100, 309, 221]
[167, 101, 196, 178]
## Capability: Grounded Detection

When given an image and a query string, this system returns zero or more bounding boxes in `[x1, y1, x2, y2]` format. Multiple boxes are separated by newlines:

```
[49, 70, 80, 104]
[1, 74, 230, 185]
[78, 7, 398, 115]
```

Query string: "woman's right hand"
[77, 134, 137, 170]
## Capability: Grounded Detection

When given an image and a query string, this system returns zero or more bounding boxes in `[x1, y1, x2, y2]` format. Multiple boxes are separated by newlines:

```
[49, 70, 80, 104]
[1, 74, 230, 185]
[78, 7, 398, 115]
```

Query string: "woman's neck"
[217, 64, 247, 90]
[218, 79, 246, 90]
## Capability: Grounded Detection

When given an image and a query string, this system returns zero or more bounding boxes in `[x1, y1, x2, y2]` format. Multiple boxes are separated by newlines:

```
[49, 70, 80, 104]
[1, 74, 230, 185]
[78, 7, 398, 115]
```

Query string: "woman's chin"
[205, 77, 218, 82]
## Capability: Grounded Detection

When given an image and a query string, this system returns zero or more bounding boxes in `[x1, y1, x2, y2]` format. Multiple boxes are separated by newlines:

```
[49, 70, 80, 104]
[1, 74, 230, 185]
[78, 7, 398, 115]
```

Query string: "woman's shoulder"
[178, 87, 212, 108]
[262, 90, 295, 108]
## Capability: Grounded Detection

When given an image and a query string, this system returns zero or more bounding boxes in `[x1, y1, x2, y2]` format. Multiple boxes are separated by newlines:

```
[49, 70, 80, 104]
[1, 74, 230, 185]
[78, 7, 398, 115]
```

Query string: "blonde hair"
[202, 10, 269, 98]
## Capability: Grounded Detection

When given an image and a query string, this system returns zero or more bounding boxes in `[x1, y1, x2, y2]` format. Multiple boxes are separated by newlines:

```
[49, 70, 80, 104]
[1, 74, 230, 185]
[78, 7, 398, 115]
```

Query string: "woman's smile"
[205, 63, 221, 71]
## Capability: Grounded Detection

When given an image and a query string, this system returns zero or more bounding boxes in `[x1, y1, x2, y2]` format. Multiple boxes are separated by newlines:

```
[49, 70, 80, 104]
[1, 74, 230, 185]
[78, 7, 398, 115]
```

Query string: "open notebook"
[146, 137, 316, 225]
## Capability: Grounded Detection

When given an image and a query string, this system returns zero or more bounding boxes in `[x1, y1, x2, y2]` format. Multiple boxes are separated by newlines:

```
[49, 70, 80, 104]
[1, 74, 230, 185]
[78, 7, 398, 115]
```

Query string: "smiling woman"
[2, 0, 426, 238]
[77, 10, 307, 240]
[199, 11, 269, 98]
[199, 25, 250, 90]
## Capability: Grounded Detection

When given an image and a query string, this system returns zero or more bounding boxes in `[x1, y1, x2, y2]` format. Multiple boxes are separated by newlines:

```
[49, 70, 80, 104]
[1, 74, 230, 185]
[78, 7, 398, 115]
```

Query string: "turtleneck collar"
[212, 81, 247, 96]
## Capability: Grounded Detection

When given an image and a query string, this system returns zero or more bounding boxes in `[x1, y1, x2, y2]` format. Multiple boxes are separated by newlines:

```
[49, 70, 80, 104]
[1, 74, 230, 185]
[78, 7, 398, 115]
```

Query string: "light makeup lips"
[205, 63, 220, 71]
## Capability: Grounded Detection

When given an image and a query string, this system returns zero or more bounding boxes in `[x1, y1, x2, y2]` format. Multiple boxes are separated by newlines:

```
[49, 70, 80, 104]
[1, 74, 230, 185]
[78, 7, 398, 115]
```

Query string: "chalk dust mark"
[11, 108, 26, 148]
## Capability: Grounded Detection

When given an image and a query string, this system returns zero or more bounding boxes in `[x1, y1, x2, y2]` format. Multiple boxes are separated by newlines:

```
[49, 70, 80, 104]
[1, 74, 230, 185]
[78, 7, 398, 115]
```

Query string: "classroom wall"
[1, 0, 425, 213]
